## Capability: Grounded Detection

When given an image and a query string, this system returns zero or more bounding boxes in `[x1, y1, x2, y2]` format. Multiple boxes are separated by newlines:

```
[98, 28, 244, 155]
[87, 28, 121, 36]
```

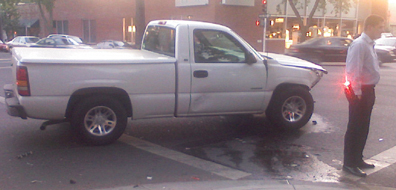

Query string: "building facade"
[17, 0, 387, 53]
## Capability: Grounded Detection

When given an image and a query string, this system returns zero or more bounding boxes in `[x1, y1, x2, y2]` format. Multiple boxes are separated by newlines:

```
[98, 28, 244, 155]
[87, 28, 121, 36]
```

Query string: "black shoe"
[343, 165, 367, 177]
[358, 161, 375, 169]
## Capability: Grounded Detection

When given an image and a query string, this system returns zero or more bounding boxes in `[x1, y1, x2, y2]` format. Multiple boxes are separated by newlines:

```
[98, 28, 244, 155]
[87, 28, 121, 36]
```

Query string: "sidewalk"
[97, 179, 396, 190]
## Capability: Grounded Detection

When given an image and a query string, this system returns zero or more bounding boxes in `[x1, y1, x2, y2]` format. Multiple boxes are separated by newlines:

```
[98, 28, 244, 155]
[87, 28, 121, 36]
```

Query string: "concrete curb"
[97, 180, 362, 190]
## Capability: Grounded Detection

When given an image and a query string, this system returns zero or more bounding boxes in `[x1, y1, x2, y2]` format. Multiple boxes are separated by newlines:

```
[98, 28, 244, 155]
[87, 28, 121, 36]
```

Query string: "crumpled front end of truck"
[260, 52, 327, 89]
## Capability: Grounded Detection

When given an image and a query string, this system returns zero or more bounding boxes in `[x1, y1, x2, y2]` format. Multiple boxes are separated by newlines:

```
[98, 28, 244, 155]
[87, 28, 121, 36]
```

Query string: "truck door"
[189, 29, 267, 115]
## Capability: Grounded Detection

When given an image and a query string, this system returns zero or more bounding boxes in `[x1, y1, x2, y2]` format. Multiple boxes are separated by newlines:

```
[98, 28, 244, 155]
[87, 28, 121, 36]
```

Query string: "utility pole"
[262, 0, 267, 52]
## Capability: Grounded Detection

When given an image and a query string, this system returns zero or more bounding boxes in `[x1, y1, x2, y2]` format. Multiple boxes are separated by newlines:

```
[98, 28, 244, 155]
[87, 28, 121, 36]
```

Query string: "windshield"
[299, 37, 321, 45]
[26, 37, 39, 43]
[142, 26, 175, 57]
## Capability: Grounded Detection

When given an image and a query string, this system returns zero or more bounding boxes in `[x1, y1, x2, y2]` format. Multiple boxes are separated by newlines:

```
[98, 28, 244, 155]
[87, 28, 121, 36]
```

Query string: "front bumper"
[3, 84, 27, 119]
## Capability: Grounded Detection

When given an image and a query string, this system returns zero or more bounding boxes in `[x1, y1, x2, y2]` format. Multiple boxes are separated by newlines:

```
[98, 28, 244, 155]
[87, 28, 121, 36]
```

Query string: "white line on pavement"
[341, 146, 396, 181]
[365, 146, 396, 175]
[119, 135, 252, 180]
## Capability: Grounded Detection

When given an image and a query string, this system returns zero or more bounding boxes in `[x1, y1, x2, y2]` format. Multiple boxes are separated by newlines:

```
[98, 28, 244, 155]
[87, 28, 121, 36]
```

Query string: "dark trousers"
[344, 85, 376, 167]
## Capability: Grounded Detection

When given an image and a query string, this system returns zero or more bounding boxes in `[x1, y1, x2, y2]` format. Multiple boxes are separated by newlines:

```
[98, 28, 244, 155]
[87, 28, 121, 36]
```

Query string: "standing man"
[343, 15, 385, 177]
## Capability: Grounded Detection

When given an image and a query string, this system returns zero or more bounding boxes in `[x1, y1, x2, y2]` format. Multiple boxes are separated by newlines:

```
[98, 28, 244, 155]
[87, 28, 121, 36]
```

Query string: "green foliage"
[276, 0, 355, 16]
[276, 0, 328, 15]
[328, 0, 355, 15]
[0, 0, 22, 35]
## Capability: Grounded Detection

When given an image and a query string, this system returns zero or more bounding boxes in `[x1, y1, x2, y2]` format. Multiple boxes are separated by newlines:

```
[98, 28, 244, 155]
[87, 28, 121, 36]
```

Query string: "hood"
[260, 52, 328, 74]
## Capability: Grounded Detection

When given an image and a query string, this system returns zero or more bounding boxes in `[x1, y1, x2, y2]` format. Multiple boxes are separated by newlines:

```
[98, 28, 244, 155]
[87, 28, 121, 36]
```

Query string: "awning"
[19, 18, 39, 28]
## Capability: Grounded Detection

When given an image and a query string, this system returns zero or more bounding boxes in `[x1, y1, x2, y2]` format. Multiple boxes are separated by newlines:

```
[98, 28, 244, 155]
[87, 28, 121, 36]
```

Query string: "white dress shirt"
[345, 32, 380, 96]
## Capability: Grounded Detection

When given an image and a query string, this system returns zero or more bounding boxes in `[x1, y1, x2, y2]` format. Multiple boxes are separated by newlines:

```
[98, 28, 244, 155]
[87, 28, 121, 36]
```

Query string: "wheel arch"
[65, 87, 132, 119]
[266, 83, 310, 112]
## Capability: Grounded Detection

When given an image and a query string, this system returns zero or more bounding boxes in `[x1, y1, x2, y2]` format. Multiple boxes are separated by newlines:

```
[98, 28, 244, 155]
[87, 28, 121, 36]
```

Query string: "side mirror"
[245, 52, 257, 64]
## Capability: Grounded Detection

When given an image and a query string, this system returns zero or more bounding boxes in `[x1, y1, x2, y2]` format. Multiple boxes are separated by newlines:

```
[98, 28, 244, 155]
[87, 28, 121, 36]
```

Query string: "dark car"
[96, 40, 135, 49]
[285, 37, 353, 64]
[30, 37, 92, 49]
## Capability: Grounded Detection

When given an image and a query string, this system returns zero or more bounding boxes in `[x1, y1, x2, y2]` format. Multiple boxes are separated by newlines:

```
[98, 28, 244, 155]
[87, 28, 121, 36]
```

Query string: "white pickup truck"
[4, 20, 327, 145]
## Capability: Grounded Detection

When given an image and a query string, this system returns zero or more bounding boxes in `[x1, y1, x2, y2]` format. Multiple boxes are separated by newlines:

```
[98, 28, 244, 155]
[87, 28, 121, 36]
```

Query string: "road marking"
[119, 135, 252, 180]
[0, 96, 4, 104]
[341, 146, 396, 181]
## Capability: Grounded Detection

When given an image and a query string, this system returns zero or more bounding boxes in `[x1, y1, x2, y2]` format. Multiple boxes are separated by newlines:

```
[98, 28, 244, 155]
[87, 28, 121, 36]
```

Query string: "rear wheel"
[266, 86, 314, 130]
[71, 96, 127, 145]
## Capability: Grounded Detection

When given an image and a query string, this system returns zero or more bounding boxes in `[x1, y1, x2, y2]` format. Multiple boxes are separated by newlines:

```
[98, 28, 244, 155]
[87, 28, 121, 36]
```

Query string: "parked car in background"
[31, 37, 92, 49]
[0, 40, 8, 52]
[375, 46, 396, 64]
[381, 33, 394, 38]
[374, 37, 396, 64]
[96, 40, 135, 49]
[285, 37, 353, 64]
[47, 34, 84, 44]
[375, 37, 396, 52]
[6, 36, 40, 50]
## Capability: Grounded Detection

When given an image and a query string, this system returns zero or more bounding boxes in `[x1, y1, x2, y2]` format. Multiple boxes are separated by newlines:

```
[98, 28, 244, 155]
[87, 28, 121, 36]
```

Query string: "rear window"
[142, 26, 175, 57]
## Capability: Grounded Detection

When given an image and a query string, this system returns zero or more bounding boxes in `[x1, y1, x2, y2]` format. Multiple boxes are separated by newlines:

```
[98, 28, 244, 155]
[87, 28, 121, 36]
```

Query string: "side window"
[194, 29, 246, 63]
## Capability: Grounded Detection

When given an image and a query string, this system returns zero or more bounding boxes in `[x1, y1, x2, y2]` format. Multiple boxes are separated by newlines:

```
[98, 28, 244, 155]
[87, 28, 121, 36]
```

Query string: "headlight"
[311, 69, 324, 88]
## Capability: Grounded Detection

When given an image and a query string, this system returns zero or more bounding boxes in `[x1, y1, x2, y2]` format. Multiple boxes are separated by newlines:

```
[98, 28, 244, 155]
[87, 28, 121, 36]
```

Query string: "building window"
[221, 0, 254, 6]
[123, 18, 135, 44]
[175, 0, 208, 7]
[54, 20, 69, 34]
[83, 20, 96, 43]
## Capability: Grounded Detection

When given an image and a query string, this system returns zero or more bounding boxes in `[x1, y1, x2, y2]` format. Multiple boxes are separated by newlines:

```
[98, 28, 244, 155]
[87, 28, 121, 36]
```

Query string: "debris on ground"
[17, 151, 33, 159]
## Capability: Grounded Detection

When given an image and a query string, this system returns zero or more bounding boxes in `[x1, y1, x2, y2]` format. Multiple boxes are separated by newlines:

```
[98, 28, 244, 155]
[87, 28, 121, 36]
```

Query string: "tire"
[266, 86, 314, 130]
[71, 96, 127, 145]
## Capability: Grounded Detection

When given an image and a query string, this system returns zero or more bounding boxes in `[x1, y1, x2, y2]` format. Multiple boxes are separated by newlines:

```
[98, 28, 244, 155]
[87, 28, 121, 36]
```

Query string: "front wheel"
[71, 96, 127, 145]
[266, 86, 314, 130]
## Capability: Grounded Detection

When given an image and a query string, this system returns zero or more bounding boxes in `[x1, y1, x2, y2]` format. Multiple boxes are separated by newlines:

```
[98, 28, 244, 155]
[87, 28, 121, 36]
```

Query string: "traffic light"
[255, 20, 261, 26]
[262, 0, 267, 14]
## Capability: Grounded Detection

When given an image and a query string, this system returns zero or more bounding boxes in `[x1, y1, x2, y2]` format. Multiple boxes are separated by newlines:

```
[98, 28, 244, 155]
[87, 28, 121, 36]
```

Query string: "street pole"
[263, 16, 267, 52]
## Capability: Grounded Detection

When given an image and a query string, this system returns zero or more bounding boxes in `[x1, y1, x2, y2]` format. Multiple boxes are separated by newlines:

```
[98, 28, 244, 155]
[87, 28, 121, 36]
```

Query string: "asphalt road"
[1, 52, 396, 189]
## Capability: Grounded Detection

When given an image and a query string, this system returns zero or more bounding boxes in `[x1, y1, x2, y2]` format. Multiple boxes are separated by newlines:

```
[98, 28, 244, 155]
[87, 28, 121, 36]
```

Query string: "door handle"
[193, 70, 208, 78]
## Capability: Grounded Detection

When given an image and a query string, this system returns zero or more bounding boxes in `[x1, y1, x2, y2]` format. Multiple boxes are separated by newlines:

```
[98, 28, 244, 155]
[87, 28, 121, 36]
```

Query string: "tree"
[0, 0, 22, 40]
[30, 0, 55, 35]
[287, 0, 325, 42]
[276, 0, 354, 42]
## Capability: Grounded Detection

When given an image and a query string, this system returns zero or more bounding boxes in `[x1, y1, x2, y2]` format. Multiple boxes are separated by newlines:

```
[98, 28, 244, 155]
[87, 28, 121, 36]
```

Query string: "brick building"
[17, 0, 387, 53]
